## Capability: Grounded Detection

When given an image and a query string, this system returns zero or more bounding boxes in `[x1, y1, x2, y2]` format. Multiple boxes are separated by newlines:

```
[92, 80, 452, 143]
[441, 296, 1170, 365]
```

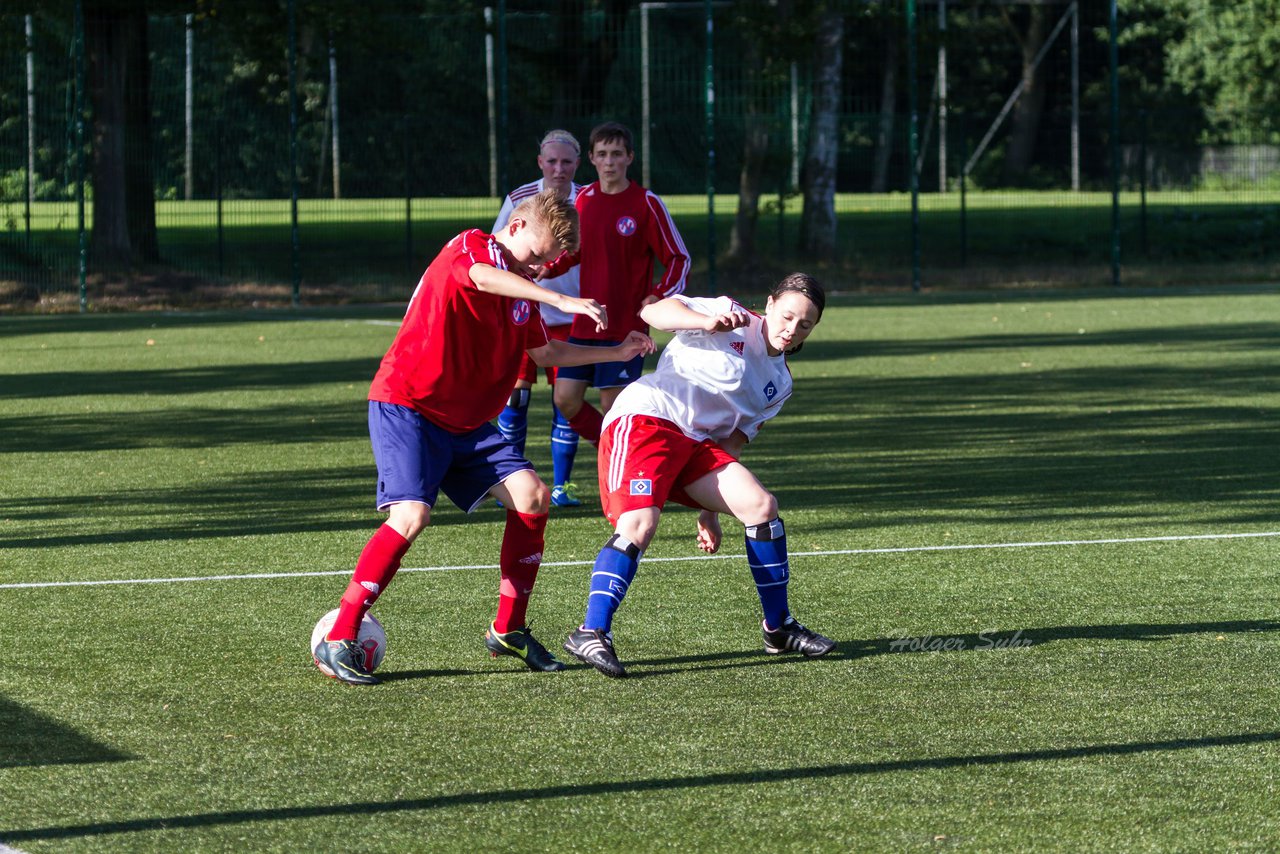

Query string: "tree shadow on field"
[748, 348, 1280, 529]
[832, 618, 1280, 660]
[6, 729, 1279, 843]
[0, 695, 132, 769]
[0, 463, 488, 551]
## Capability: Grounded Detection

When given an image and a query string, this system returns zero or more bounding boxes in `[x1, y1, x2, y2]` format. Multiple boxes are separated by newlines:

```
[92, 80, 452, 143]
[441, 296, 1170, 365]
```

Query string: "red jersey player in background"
[313, 189, 653, 685]
[492, 130, 587, 507]
[543, 121, 690, 455]
[562, 274, 836, 678]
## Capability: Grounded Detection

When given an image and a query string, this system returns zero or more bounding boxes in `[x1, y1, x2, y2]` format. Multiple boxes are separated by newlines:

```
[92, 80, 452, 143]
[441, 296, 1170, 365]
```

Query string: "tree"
[1165, 0, 1280, 141]
[85, 0, 158, 266]
[1000, 2, 1050, 184]
[798, 2, 842, 261]
[725, 0, 805, 266]
[870, 0, 899, 193]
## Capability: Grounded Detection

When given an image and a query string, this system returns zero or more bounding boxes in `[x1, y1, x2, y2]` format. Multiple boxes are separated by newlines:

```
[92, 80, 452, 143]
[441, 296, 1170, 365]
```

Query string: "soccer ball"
[310, 608, 387, 676]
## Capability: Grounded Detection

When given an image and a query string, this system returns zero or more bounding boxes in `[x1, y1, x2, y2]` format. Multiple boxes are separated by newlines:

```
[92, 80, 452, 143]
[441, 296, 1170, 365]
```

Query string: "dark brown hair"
[588, 121, 634, 155]
[770, 272, 825, 319]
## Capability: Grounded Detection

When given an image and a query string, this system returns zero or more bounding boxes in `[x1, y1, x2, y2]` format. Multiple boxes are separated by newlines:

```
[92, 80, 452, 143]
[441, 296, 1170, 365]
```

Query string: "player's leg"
[317, 402, 442, 684]
[496, 380, 533, 457]
[459, 440, 561, 672]
[549, 401, 582, 506]
[565, 415, 685, 678]
[683, 463, 836, 658]
[553, 376, 603, 444]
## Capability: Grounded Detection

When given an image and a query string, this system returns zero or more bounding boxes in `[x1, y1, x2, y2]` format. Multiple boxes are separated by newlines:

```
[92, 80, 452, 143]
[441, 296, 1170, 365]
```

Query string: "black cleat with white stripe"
[564, 627, 626, 678]
[762, 616, 836, 657]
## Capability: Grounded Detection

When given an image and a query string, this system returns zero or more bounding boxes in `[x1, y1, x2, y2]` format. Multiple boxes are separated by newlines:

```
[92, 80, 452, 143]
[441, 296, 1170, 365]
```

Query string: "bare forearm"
[470, 264, 560, 305]
[639, 297, 708, 333]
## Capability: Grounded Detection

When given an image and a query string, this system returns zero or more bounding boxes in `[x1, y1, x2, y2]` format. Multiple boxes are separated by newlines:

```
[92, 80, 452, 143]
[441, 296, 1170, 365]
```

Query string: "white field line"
[2, 531, 1278, 591]
[0, 843, 30, 854]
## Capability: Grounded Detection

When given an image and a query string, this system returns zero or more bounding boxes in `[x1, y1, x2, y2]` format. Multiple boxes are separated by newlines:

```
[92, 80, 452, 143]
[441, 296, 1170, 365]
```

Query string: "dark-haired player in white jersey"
[493, 130, 587, 506]
[563, 273, 836, 678]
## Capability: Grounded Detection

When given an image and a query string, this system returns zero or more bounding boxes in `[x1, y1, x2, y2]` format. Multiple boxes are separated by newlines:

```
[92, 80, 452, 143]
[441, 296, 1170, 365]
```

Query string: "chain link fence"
[1, 2, 1277, 308]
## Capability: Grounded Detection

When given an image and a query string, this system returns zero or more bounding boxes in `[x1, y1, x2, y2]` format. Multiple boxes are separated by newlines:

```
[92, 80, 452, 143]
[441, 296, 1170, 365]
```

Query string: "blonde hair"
[539, 129, 581, 156]
[512, 188, 580, 254]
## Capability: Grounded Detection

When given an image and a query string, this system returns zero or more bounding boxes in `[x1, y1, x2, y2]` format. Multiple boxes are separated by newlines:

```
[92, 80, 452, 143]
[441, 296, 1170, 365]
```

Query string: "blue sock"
[744, 517, 790, 629]
[550, 404, 579, 486]
[583, 534, 642, 632]
[496, 388, 530, 457]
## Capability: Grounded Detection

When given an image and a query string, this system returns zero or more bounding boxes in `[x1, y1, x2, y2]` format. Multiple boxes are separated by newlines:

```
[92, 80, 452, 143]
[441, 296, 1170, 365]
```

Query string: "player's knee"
[553, 385, 583, 417]
[615, 509, 660, 550]
[736, 490, 778, 527]
[387, 501, 431, 541]
[509, 479, 551, 515]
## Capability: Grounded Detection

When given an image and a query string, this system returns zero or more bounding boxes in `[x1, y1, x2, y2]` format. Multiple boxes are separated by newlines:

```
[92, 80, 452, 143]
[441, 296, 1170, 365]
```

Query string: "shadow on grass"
[6, 729, 1279, 843]
[0, 695, 132, 769]
[573, 618, 1280, 676]
[3, 320, 1277, 548]
[833, 618, 1280, 660]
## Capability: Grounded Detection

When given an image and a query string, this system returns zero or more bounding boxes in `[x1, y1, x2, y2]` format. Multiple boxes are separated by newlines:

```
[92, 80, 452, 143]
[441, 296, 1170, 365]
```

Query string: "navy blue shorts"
[368, 401, 534, 513]
[555, 337, 645, 389]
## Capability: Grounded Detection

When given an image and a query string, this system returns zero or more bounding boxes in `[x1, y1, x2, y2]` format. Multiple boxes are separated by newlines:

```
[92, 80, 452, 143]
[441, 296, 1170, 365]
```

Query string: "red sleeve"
[450, 230, 495, 290]
[643, 192, 690, 298]
[541, 248, 580, 279]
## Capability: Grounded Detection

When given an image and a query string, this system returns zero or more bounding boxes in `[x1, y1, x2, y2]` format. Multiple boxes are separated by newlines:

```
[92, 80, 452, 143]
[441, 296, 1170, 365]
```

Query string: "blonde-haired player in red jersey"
[313, 189, 653, 685]
[563, 273, 836, 678]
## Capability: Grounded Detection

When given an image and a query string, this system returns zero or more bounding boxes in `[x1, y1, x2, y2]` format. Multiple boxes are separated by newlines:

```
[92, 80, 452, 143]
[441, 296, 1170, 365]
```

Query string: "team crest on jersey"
[511, 299, 532, 325]
[763, 381, 778, 400]
[730, 341, 745, 355]
[629, 478, 653, 496]
[615, 215, 638, 236]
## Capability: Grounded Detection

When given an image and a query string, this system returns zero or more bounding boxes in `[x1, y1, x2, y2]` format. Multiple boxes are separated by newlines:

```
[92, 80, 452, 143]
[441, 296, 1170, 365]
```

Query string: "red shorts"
[518, 323, 572, 385]
[597, 414, 738, 525]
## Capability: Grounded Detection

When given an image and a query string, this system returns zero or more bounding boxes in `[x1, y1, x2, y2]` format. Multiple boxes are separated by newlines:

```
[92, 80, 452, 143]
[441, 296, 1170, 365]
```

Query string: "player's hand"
[560, 296, 608, 332]
[703, 309, 751, 333]
[616, 330, 656, 360]
[638, 294, 661, 314]
[696, 511, 722, 554]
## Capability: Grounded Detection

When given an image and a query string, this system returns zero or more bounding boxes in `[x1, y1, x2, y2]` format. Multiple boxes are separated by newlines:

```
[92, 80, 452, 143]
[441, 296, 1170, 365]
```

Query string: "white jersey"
[494, 179, 582, 326]
[604, 296, 793, 443]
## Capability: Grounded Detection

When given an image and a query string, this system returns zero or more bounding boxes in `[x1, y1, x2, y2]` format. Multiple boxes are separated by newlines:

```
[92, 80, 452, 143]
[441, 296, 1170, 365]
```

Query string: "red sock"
[494, 510, 548, 633]
[329, 524, 411, 641]
[567, 403, 604, 445]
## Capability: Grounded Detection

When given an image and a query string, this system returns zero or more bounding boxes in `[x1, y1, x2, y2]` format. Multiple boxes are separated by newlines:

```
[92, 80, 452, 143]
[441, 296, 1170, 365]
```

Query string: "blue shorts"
[556, 337, 645, 388]
[368, 401, 534, 513]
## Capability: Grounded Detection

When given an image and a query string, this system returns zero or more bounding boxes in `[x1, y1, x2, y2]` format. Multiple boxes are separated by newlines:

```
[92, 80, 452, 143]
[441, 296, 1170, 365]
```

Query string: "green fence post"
[1139, 108, 1148, 257]
[907, 0, 920, 292]
[1109, 0, 1121, 287]
[75, 0, 87, 313]
[704, 0, 716, 293]
[288, 0, 301, 306]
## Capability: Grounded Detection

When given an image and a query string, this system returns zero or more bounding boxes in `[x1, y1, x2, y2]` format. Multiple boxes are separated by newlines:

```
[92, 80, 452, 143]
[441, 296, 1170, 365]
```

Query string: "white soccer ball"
[310, 608, 386, 676]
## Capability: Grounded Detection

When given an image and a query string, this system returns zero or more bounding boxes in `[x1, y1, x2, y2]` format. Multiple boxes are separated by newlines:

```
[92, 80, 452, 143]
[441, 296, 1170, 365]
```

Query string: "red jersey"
[368, 229, 548, 433]
[545, 180, 689, 340]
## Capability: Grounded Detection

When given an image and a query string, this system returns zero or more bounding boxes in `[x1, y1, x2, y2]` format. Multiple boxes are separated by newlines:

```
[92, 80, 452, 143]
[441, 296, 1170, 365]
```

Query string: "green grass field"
[2, 286, 1279, 851]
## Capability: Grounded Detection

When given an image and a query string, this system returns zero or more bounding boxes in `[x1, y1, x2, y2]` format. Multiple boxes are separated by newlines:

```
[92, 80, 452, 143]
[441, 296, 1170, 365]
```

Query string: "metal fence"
[1, 2, 1277, 309]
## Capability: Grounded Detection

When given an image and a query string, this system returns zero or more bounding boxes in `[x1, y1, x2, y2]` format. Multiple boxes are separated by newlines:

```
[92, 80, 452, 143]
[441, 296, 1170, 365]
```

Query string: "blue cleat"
[550, 482, 582, 507]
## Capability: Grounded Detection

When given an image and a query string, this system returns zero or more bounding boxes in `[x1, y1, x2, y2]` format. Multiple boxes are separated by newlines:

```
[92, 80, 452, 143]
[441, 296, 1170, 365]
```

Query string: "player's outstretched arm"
[528, 331, 654, 368]
[640, 297, 750, 334]
[470, 263, 607, 330]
